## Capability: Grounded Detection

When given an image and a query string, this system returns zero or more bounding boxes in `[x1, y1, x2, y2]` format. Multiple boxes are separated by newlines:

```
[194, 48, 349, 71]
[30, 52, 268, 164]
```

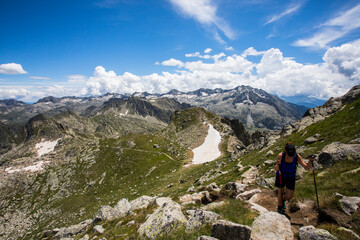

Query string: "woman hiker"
[275, 142, 315, 214]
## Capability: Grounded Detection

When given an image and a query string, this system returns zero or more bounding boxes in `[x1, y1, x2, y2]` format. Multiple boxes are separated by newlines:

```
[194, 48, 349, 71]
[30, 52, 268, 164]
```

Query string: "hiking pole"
[309, 154, 320, 211]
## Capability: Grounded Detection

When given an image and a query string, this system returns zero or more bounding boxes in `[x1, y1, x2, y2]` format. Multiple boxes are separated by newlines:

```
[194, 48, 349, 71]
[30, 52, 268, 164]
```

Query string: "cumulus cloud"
[81, 42, 360, 100]
[161, 58, 184, 67]
[0, 88, 29, 100]
[294, 3, 360, 48]
[204, 48, 212, 53]
[0, 63, 27, 74]
[226, 46, 234, 51]
[265, 3, 302, 25]
[168, 0, 235, 42]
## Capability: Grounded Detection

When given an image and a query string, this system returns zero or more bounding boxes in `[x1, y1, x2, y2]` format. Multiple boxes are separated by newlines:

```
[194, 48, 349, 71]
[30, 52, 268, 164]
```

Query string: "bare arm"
[298, 154, 314, 170]
[275, 153, 282, 171]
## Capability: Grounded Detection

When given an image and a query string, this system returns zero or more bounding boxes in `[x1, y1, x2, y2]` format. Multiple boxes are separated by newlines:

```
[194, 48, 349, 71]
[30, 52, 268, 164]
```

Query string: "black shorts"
[275, 173, 296, 190]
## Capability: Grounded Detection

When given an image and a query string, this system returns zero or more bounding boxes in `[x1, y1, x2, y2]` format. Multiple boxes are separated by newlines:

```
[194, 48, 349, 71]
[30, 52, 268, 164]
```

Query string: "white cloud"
[30, 76, 51, 80]
[204, 48, 212, 53]
[226, 46, 234, 51]
[265, 3, 302, 25]
[0, 88, 29, 100]
[81, 42, 360, 100]
[0, 63, 27, 74]
[294, 3, 360, 49]
[161, 58, 184, 67]
[67, 75, 87, 83]
[168, 0, 235, 42]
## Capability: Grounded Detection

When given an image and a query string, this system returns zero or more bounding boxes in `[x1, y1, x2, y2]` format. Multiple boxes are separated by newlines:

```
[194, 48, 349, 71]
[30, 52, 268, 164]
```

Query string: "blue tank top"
[280, 152, 297, 178]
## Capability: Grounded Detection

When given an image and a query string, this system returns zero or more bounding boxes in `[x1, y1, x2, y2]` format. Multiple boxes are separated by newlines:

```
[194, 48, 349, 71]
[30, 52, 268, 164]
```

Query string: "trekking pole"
[309, 154, 320, 211]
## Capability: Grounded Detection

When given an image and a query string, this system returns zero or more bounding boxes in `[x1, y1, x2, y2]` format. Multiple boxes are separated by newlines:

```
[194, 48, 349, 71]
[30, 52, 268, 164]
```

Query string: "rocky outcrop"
[54, 219, 92, 239]
[180, 191, 214, 205]
[335, 193, 360, 216]
[282, 85, 360, 136]
[130, 195, 154, 211]
[138, 201, 187, 239]
[225, 182, 247, 194]
[212, 220, 251, 240]
[299, 225, 337, 240]
[93, 198, 131, 222]
[251, 212, 293, 240]
[236, 189, 262, 200]
[186, 210, 220, 232]
[318, 142, 360, 167]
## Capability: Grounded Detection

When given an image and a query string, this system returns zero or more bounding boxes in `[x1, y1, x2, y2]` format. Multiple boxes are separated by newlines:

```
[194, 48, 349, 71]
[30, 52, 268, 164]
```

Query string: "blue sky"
[1, 0, 360, 103]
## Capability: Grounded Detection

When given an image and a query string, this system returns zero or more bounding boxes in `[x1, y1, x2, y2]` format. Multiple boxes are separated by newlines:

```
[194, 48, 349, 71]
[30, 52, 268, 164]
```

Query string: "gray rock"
[206, 182, 220, 192]
[79, 234, 90, 240]
[299, 225, 337, 240]
[225, 182, 247, 193]
[336, 194, 360, 215]
[196, 236, 219, 240]
[114, 198, 131, 217]
[55, 219, 92, 239]
[186, 210, 219, 232]
[187, 186, 197, 192]
[304, 136, 320, 144]
[236, 189, 261, 200]
[179, 191, 213, 204]
[138, 201, 187, 239]
[153, 197, 173, 207]
[257, 177, 275, 189]
[212, 220, 251, 240]
[127, 220, 135, 226]
[94, 225, 105, 234]
[251, 212, 293, 240]
[201, 201, 225, 211]
[265, 150, 274, 157]
[130, 195, 154, 211]
[319, 142, 360, 167]
[93, 205, 118, 222]
[262, 159, 276, 166]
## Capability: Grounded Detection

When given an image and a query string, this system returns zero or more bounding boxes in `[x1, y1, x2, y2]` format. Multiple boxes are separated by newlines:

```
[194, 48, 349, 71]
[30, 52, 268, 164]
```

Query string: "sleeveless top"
[280, 152, 297, 178]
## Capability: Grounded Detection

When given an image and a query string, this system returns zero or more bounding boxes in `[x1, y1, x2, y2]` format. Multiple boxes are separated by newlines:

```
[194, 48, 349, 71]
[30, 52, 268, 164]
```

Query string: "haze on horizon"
[0, 0, 360, 103]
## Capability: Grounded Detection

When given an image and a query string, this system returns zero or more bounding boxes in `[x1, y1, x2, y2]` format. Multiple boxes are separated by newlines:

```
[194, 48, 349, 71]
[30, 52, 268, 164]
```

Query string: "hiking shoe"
[277, 205, 284, 214]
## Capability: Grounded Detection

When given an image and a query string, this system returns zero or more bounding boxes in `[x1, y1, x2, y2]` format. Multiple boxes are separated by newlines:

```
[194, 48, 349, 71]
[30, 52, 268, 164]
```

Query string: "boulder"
[336, 193, 360, 215]
[299, 225, 337, 240]
[257, 177, 275, 189]
[225, 182, 247, 194]
[212, 220, 251, 240]
[54, 219, 92, 239]
[114, 198, 131, 217]
[138, 201, 187, 239]
[130, 195, 154, 211]
[93, 205, 118, 222]
[251, 212, 293, 240]
[265, 150, 274, 157]
[337, 227, 360, 240]
[196, 236, 219, 240]
[241, 166, 258, 184]
[94, 225, 105, 234]
[153, 197, 173, 207]
[201, 201, 226, 211]
[206, 182, 220, 192]
[319, 142, 360, 167]
[186, 210, 219, 232]
[236, 189, 261, 200]
[180, 191, 213, 204]
[304, 136, 320, 145]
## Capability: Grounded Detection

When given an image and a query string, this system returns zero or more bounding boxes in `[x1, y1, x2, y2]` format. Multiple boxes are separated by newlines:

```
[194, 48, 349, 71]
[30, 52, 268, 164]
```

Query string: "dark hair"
[285, 142, 296, 157]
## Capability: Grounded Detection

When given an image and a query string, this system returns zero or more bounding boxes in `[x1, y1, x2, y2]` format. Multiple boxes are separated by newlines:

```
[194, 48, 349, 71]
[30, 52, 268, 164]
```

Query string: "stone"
[224, 182, 247, 194]
[93, 205, 118, 222]
[201, 201, 225, 211]
[236, 189, 261, 200]
[153, 197, 173, 207]
[262, 160, 276, 166]
[248, 194, 269, 215]
[251, 212, 293, 240]
[337, 227, 360, 240]
[319, 142, 360, 167]
[299, 225, 337, 240]
[114, 198, 131, 217]
[304, 136, 320, 145]
[138, 201, 187, 239]
[127, 220, 135, 226]
[265, 150, 274, 157]
[212, 220, 251, 240]
[196, 236, 219, 240]
[55, 219, 92, 239]
[179, 191, 213, 204]
[79, 234, 90, 240]
[187, 186, 196, 192]
[130, 195, 154, 211]
[337, 194, 360, 215]
[257, 177, 275, 189]
[241, 166, 258, 184]
[186, 210, 220, 232]
[206, 182, 220, 192]
[94, 225, 105, 234]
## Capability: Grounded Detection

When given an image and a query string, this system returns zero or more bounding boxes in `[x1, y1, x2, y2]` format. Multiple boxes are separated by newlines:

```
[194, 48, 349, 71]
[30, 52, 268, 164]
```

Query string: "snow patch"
[36, 139, 60, 157]
[5, 161, 49, 174]
[191, 123, 222, 164]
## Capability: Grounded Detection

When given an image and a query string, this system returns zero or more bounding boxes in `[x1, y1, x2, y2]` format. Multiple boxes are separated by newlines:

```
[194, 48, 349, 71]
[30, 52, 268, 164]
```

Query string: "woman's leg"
[277, 188, 284, 206]
[283, 189, 294, 200]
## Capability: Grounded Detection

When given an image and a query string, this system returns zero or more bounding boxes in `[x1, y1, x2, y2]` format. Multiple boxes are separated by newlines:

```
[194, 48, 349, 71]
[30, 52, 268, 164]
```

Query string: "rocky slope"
[0, 85, 359, 240]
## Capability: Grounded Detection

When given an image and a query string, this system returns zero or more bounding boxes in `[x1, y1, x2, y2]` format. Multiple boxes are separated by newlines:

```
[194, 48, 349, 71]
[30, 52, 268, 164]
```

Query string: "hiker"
[275, 142, 315, 214]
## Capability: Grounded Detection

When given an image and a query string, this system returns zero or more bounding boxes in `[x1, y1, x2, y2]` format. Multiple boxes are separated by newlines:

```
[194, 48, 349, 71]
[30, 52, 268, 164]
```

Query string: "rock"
[336, 194, 360, 215]
[337, 227, 360, 240]
[225, 182, 247, 194]
[248, 194, 269, 215]
[319, 142, 360, 167]
[251, 212, 293, 240]
[206, 182, 220, 192]
[212, 220, 251, 240]
[265, 150, 274, 157]
[236, 189, 261, 200]
[299, 225, 337, 240]
[304, 136, 320, 144]
[342, 166, 360, 175]
[138, 201, 187, 239]
[201, 201, 225, 211]
[130, 195, 154, 211]
[186, 210, 219, 232]
[79, 234, 90, 240]
[94, 225, 105, 234]
[241, 166, 258, 184]
[127, 220, 135, 226]
[262, 159, 275, 166]
[180, 191, 213, 204]
[188, 186, 196, 192]
[153, 144, 160, 148]
[153, 197, 173, 207]
[114, 198, 131, 217]
[55, 219, 92, 239]
[93, 205, 118, 222]
[196, 236, 219, 240]
[257, 177, 275, 189]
